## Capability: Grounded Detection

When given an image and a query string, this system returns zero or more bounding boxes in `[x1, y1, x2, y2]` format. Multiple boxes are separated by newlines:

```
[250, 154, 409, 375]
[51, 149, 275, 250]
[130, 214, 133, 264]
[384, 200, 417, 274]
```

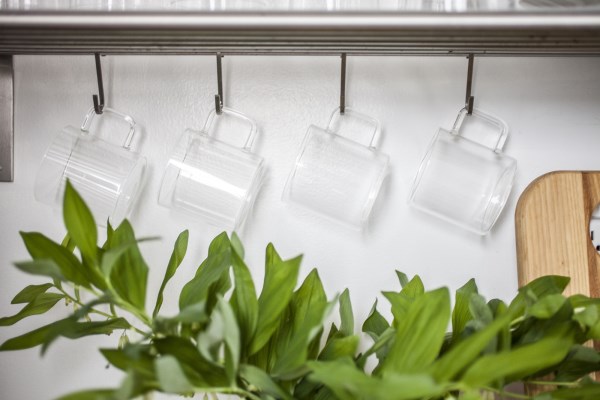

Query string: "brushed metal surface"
[0, 55, 13, 182]
[1, 12, 600, 55]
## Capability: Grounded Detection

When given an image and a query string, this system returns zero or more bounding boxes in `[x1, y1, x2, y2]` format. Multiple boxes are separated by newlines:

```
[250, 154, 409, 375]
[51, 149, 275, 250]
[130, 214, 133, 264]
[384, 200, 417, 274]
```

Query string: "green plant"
[2, 181, 600, 400]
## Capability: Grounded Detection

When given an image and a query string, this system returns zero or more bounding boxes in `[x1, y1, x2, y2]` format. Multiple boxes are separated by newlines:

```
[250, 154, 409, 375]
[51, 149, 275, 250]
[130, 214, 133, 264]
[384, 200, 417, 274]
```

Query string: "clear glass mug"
[34, 107, 146, 226]
[158, 108, 264, 231]
[283, 108, 389, 230]
[409, 108, 517, 235]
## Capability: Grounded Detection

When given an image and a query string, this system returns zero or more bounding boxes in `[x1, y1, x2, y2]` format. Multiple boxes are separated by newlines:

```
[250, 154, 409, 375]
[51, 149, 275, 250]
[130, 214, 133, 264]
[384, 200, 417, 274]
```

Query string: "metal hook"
[340, 53, 346, 114]
[215, 53, 224, 115]
[92, 53, 104, 115]
[465, 54, 475, 115]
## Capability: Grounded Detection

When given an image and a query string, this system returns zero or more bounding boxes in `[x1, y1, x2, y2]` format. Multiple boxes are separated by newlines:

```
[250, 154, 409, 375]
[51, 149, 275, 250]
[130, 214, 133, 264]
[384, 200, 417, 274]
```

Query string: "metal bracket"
[340, 53, 346, 114]
[0, 55, 13, 182]
[92, 53, 105, 114]
[215, 53, 224, 114]
[465, 54, 475, 115]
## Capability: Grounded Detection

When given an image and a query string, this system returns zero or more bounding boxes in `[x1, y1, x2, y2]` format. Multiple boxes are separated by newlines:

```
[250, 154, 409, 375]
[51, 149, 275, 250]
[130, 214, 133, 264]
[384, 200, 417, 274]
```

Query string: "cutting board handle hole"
[590, 204, 600, 254]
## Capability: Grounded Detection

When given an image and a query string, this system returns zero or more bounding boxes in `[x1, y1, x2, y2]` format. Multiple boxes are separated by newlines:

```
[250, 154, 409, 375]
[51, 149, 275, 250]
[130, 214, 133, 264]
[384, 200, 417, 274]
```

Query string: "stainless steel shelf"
[1, 11, 600, 56]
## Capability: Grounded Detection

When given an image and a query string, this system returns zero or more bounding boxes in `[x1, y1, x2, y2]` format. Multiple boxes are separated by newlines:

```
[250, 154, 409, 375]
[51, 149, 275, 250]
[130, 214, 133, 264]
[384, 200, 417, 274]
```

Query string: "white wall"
[1, 55, 599, 399]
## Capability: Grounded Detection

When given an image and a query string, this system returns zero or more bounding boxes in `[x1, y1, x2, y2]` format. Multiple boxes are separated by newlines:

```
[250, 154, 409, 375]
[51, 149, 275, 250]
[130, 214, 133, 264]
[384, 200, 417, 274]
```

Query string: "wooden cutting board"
[516, 171, 600, 298]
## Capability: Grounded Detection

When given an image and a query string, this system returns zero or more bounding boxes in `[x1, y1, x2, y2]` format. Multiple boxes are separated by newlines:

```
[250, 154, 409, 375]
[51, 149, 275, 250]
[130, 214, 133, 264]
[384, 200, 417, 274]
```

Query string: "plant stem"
[56, 285, 149, 336]
[482, 386, 531, 399]
[527, 380, 580, 387]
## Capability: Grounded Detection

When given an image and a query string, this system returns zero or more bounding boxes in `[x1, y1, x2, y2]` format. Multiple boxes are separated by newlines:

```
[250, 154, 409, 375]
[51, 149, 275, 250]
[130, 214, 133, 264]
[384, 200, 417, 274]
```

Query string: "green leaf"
[169, 301, 208, 324]
[509, 276, 570, 315]
[383, 275, 424, 326]
[56, 389, 117, 400]
[0, 318, 70, 351]
[108, 220, 149, 311]
[574, 306, 599, 329]
[319, 335, 360, 361]
[462, 335, 575, 386]
[153, 336, 228, 387]
[362, 300, 389, 340]
[153, 230, 189, 317]
[179, 232, 231, 310]
[381, 287, 450, 375]
[20, 231, 90, 287]
[101, 345, 156, 378]
[271, 270, 332, 379]
[307, 359, 445, 400]
[250, 252, 302, 355]
[230, 248, 258, 350]
[43, 318, 131, 354]
[534, 381, 600, 400]
[231, 232, 245, 258]
[14, 259, 65, 281]
[63, 180, 97, 260]
[396, 271, 409, 288]
[339, 289, 354, 337]
[429, 312, 513, 382]
[61, 233, 76, 253]
[197, 297, 240, 385]
[11, 283, 53, 304]
[452, 279, 478, 341]
[529, 294, 567, 319]
[0, 293, 64, 326]
[155, 355, 194, 393]
[239, 364, 292, 400]
[555, 345, 600, 382]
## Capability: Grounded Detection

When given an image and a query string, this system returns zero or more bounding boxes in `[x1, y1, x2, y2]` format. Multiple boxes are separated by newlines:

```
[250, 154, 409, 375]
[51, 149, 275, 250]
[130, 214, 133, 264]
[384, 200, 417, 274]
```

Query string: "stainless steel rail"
[1, 11, 600, 182]
[1, 12, 600, 56]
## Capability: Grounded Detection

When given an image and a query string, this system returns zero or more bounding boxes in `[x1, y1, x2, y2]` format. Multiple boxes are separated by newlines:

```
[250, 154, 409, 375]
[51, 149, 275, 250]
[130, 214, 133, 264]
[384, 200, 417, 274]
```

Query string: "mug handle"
[326, 107, 381, 149]
[451, 107, 509, 153]
[203, 107, 258, 151]
[81, 106, 137, 150]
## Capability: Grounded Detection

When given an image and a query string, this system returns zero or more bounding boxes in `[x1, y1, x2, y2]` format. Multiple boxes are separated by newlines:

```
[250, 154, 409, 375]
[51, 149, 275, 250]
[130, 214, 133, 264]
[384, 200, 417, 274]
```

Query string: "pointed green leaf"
[63, 180, 97, 260]
[250, 252, 302, 355]
[381, 287, 450, 375]
[231, 232, 245, 258]
[155, 355, 194, 393]
[339, 289, 354, 337]
[307, 359, 445, 400]
[362, 300, 390, 339]
[230, 249, 258, 349]
[56, 389, 117, 400]
[0, 293, 64, 326]
[319, 335, 360, 361]
[429, 312, 513, 382]
[452, 278, 478, 342]
[14, 259, 65, 281]
[197, 297, 240, 385]
[529, 294, 567, 319]
[11, 283, 53, 304]
[0, 318, 69, 351]
[154, 336, 228, 387]
[239, 364, 293, 400]
[20, 231, 90, 287]
[396, 271, 409, 288]
[153, 230, 189, 317]
[179, 232, 231, 310]
[555, 345, 600, 382]
[108, 220, 148, 310]
[462, 335, 575, 386]
[271, 269, 330, 379]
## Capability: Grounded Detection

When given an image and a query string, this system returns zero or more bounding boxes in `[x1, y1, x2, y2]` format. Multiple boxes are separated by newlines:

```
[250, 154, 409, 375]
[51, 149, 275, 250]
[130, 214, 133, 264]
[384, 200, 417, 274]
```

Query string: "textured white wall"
[1, 55, 599, 399]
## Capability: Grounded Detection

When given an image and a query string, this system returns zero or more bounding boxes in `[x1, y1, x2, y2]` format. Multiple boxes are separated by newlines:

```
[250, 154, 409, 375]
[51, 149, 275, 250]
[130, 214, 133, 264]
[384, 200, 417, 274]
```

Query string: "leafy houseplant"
[2, 181, 600, 400]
